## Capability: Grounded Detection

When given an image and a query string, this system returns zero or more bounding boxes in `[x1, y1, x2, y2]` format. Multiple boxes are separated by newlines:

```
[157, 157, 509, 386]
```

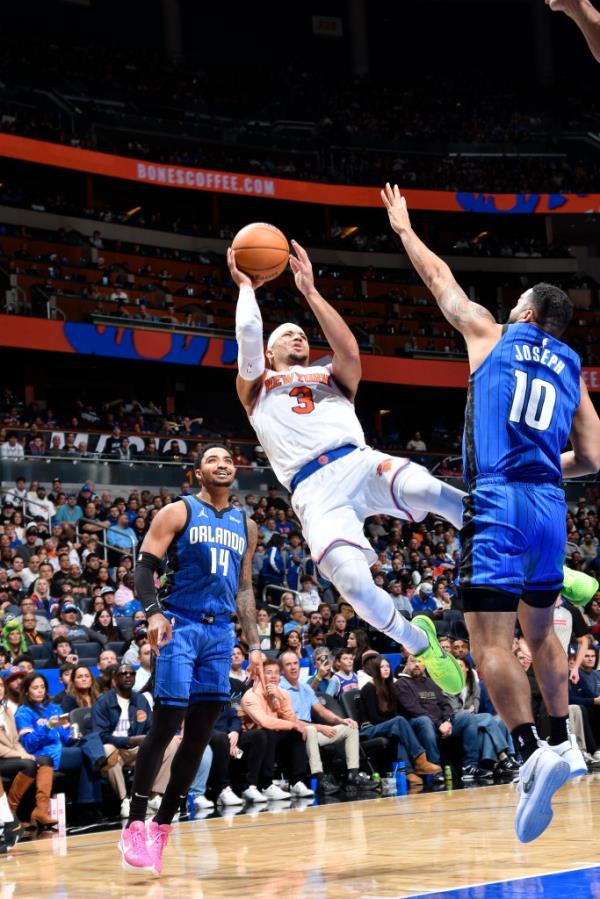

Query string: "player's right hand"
[381, 183, 412, 237]
[226, 247, 265, 290]
[147, 612, 173, 656]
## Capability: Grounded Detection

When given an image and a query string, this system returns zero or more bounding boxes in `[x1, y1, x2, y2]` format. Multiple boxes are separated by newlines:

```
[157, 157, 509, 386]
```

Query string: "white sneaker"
[261, 783, 292, 800]
[147, 795, 162, 812]
[515, 746, 570, 843]
[242, 785, 267, 803]
[593, 750, 600, 762]
[192, 794, 214, 810]
[120, 798, 131, 819]
[546, 736, 587, 778]
[289, 781, 314, 798]
[217, 787, 244, 806]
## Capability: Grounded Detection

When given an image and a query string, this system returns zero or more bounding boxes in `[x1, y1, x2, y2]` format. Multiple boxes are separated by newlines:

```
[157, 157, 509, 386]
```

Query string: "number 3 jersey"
[159, 496, 247, 620]
[249, 363, 366, 491]
[463, 322, 581, 487]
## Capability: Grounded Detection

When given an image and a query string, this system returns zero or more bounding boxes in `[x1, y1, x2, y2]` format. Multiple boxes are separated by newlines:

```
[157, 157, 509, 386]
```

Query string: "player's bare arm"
[228, 247, 267, 414]
[381, 183, 500, 365]
[235, 518, 264, 687]
[561, 377, 600, 477]
[546, 0, 600, 62]
[289, 239, 361, 400]
[135, 500, 187, 655]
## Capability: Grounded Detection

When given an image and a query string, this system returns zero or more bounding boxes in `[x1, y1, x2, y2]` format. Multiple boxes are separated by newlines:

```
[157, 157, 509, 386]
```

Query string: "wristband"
[248, 644, 261, 652]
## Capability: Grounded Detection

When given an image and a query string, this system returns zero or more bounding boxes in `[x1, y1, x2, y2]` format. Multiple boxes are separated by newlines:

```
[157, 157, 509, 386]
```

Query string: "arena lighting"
[340, 226, 359, 238]
[124, 205, 142, 218]
[379, 410, 392, 415]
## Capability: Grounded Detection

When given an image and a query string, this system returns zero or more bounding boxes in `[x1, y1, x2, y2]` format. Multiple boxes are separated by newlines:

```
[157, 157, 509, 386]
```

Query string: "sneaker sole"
[412, 615, 465, 695]
[118, 843, 156, 874]
[515, 757, 570, 843]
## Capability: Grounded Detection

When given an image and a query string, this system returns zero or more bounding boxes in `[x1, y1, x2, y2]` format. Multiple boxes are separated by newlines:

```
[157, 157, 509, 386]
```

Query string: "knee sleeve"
[393, 463, 465, 530]
[324, 544, 396, 632]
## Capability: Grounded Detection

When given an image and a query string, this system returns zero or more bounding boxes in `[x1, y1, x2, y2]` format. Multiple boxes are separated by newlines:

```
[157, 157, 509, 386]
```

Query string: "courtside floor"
[6, 777, 600, 898]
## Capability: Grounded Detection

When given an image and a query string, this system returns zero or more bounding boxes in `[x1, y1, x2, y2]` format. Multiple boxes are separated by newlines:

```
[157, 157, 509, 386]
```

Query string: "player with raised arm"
[118, 445, 262, 875]
[545, 0, 600, 63]
[382, 182, 600, 843]
[229, 245, 466, 698]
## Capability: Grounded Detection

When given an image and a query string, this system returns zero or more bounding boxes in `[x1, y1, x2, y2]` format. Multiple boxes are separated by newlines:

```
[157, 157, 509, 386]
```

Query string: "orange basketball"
[232, 222, 289, 282]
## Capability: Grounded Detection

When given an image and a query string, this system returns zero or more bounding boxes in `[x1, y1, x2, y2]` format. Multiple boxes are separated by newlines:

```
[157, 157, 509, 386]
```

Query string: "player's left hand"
[147, 612, 173, 656]
[381, 183, 412, 237]
[248, 649, 265, 690]
[289, 240, 315, 296]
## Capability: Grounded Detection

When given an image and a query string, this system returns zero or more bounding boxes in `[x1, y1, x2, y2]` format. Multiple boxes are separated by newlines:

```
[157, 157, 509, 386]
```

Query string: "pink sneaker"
[146, 820, 173, 875]
[118, 820, 154, 872]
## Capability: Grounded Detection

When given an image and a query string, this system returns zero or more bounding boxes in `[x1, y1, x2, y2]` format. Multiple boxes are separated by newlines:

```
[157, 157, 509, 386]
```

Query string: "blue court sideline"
[410, 864, 600, 898]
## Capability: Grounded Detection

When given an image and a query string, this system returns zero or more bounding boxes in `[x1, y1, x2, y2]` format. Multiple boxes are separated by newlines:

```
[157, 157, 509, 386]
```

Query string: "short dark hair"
[528, 282, 574, 337]
[196, 444, 232, 468]
[53, 636, 73, 651]
[335, 647, 354, 662]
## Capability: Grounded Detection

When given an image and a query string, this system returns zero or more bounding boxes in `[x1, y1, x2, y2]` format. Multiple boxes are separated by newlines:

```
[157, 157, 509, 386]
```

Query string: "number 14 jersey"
[249, 363, 366, 492]
[463, 322, 581, 487]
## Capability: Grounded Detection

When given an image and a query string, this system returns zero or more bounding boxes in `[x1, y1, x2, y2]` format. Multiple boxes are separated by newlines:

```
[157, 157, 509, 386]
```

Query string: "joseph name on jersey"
[249, 362, 365, 491]
[160, 495, 247, 620]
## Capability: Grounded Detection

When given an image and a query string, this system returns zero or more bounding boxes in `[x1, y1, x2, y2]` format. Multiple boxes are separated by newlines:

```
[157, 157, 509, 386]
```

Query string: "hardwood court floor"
[6, 776, 600, 899]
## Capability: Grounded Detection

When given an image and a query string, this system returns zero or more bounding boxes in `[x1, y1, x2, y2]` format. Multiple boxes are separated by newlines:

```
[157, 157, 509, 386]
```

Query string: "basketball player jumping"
[119, 445, 262, 874]
[229, 245, 466, 697]
[382, 182, 600, 842]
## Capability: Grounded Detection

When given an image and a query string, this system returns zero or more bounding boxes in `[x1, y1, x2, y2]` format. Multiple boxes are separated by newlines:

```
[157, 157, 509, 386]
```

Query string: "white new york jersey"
[249, 363, 366, 491]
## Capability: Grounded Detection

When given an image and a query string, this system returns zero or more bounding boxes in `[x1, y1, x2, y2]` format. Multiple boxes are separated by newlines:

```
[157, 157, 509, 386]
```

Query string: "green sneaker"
[412, 615, 465, 695]
[562, 567, 599, 607]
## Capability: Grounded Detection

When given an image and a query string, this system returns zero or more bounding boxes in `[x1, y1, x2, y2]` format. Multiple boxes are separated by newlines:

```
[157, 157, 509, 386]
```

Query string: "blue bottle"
[393, 762, 407, 796]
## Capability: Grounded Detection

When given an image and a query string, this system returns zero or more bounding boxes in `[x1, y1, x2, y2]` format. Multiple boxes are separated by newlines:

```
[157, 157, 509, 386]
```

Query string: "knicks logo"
[318, 454, 329, 465]
[376, 459, 393, 477]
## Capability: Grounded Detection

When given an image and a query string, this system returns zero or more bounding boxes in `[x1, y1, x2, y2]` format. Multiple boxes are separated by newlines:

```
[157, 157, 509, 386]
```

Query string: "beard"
[286, 351, 310, 366]
[202, 473, 235, 488]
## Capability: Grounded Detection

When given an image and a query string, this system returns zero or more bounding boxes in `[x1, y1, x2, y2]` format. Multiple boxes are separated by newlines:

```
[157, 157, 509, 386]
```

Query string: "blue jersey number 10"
[209, 547, 230, 576]
[509, 369, 557, 432]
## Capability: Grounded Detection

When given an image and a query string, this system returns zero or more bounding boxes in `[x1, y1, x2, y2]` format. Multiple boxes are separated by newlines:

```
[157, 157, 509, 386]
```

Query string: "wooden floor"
[6, 777, 600, 898]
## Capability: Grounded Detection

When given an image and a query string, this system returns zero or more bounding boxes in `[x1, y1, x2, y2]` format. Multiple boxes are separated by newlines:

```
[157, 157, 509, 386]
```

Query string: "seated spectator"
[304, 626, 327, 667]
[256, 608, 271, 649]
[18, 602, 52, 644]
[269, 616, 285, 654]
[327, 649, 359, 699]
[133, 642, 152, 691]
[359, 656, 442, 785]
[3, 667, 26, 715]
[16, 672, 106, 815]
[59, 664, 101, 713]
[81, 595, 110, 628]
[91, 663, 178, 818]
[279, 650, 373, 795]
[229, 645, 249, 687]
[2, 620, 28, 663]
[240, 658, 312, 798]
[97, 648, 118, 675]
[281, 628, 306, 659]
[326, 613, 347, 653]
[54, 494, 83, 526]
[297, 575, 321, 613]
[0, 674, 58, 829]
[57, 602, 107, 645]
[51, 663, 76, 706]
[277, 592, 296, 621]
[258, 534, 286, 603]
[357, 650, 381, 688]
[346, 629, 371, 670]
[121, 624, 149, 666]
[411, 582, 438, 615]
[318, 603, 332, 631]
[284, 605, 306, 636]
[308, 647, 335, 694]
[91, 608, 120, 643]
[395, 655, 490, 782]
[569, 646, 600, 744]
[12, 654, 34, 675]
[52, 636, 79, 668]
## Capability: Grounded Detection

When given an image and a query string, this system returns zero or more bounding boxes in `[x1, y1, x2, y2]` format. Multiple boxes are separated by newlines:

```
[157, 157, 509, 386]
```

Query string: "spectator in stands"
[121, 625, 149, 666]
[18, 527, 42, 565]
[3, 668, 26, 715]
[51, 637, 78, 668]
[327, 649, 359, 699]
[282, 628, 305, 659]
[304, 626, 327, 667]
[297, 574, 321, 613]
[16, 672, 104, 815]
[229, 645, 249, 686]
[346, 629, 371, 670]
[91, 608, 120, 642]
[51, 664, 76, 706]
[55, 494, 83, 526]
[256, 608, 271, 649]
[309, 647, 335, 694]
[58, 664, 101, 713]
[21, 610, 50, 646]
[411, 582, 438, 615]
[106, 513, 137, 559]
[2, 620, 27, 663]
[258, 534, 286, 602]
[279, 650, 372, 795]
[0, 675, 58, 829]
[133, 643, 152, 691]
[97, 649, 118, 674]
[360, 656, 442, 785]
[57, 602, 106, 645]
[269, 616, 285, 654]
[569, 647, 600, 743]
[326, 613, 347, 652]
[395, 655, 490, 782]
[30, 576, 52, 610]
[3, 478, 27, 508]
[239, 658, 311, 798]
[0, 434, 24, 461]
[91, 663, 178, 818]
[406, 431, 427, 452]
[27, 485, 55, 524]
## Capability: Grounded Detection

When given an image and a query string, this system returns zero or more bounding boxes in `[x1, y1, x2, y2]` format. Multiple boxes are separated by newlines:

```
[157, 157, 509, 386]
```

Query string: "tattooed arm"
[236, 518, 264, 687]
[381, 183, 500, 342]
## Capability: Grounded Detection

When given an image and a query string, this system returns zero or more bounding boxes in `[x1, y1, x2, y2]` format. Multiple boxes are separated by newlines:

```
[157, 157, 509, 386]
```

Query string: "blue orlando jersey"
[160, 496, 247, 620]
[463, 322, 581, 486]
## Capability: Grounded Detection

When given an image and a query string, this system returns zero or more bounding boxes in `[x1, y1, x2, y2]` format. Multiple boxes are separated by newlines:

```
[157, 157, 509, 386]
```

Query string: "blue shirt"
[15, 701, 71, 769]
[161, 495, 247, 621]
[463, 322, 580, 486]
[280, 677, 315, 721]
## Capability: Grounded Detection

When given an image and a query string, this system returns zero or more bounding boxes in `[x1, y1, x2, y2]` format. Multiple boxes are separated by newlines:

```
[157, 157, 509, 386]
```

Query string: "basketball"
[232, 222, 289, 282]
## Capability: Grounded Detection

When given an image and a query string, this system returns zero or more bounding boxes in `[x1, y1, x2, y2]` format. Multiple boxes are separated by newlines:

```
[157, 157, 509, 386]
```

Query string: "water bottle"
[444, 765, 453, 789]
[393, 762, 407, 796]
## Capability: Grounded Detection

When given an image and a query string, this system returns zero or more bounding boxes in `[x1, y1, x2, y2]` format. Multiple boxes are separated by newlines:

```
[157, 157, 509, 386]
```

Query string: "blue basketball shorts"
[458, 477, 566, 612]
[154, 611, 234, 707]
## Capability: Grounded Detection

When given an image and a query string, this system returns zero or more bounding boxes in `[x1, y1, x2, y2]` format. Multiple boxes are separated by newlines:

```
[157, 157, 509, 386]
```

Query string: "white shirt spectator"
[298, 586, 320, 613]
[0, 439, 24, 461]
[27, 491, 56, 523]
[3, 484, 27, 506]
[406, 432, 427, 452]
